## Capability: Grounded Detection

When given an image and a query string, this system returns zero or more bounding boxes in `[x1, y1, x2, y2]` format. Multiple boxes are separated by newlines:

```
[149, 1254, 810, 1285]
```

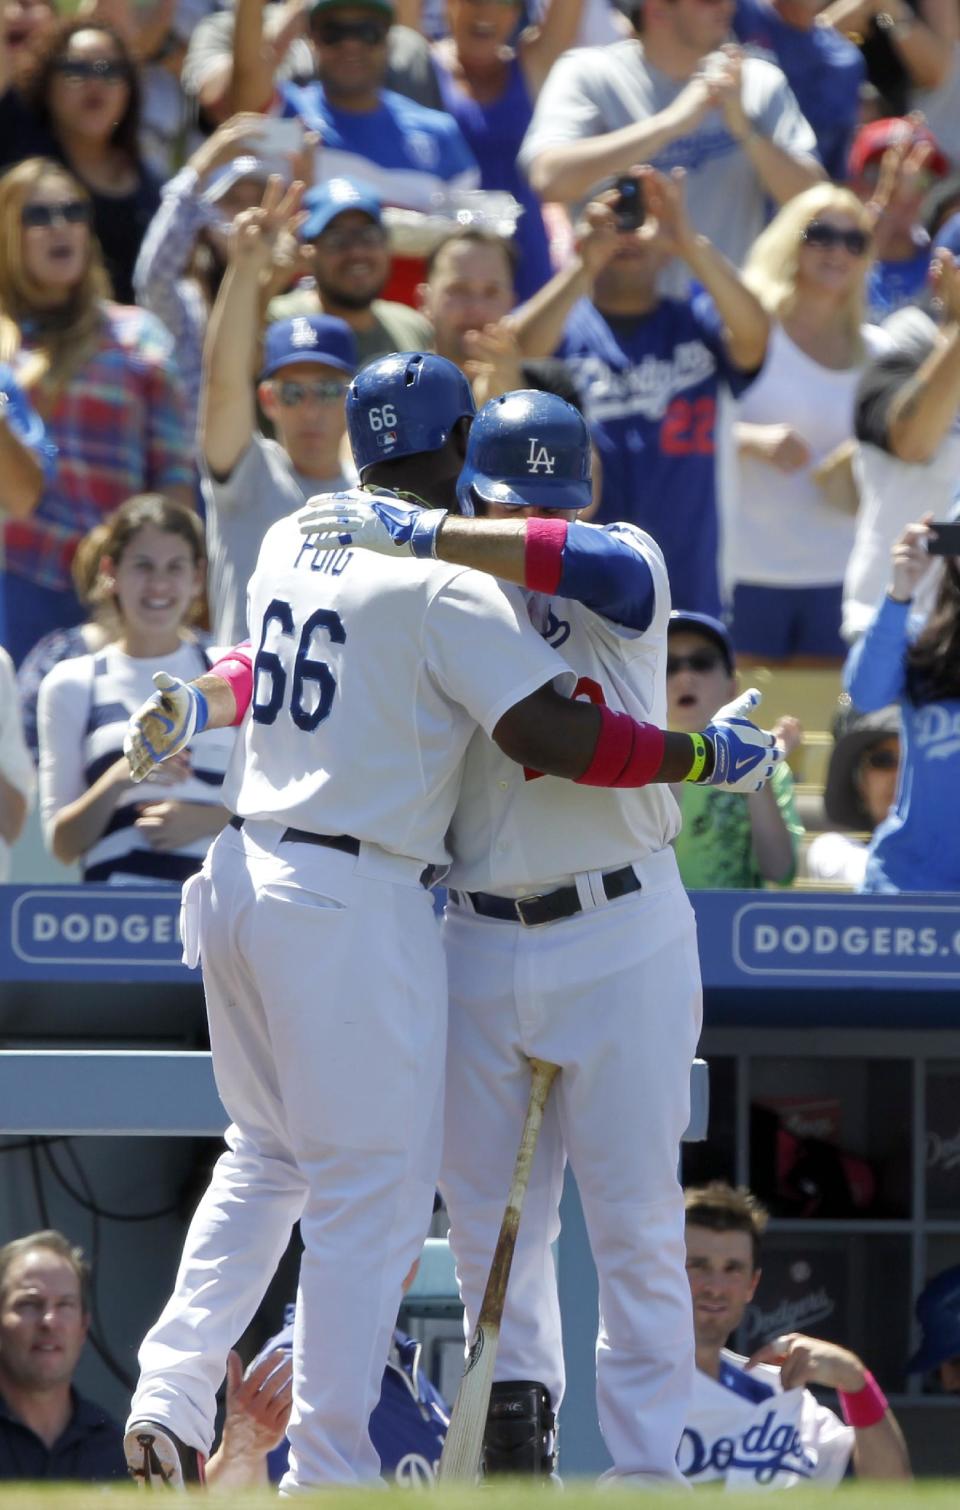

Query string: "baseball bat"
[438, 1056, 560, 1482]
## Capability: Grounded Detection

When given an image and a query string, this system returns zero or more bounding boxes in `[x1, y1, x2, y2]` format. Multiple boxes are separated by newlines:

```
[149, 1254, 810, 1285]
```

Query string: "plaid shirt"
[4, 303, 194, 593]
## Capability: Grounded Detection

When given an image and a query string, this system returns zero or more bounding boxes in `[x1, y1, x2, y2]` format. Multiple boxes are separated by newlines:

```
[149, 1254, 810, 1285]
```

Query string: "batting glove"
[123, 672, 209, 784]
[298, 490, 448, 560]
[700, 688, 784, 793]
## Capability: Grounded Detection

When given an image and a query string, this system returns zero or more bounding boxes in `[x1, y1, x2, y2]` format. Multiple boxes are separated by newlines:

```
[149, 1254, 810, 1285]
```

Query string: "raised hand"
[229, 175, 305, 273]
[701, 687, 784, 793]
[187, 113, 276, 181]
[701, 45, 750, 140]
[572, 196, 622, 276]
[299, 491, 448, 559]
[123, 672, 209, 784]
[889, 515, 933, 602]
[637, 165, 696, 259]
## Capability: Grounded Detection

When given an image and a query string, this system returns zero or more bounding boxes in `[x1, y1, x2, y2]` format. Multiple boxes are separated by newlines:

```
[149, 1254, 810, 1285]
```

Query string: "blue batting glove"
[700, 688, 783, 793]
[123, 672, 209, 784]
[298, 490, 448, 560]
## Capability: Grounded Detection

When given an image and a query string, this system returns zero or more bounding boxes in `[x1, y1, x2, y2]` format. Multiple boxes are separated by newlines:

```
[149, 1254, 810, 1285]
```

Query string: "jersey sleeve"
[753, 60, 819, 160]
[517, 50, 606, 172]
[689, 289, 761, 396]
[37, 658, 93, 845]
[423, 571, 574, 737]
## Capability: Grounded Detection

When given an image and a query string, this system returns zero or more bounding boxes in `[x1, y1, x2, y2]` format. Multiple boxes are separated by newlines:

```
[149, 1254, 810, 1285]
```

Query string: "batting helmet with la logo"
[457, 390, 592, 513]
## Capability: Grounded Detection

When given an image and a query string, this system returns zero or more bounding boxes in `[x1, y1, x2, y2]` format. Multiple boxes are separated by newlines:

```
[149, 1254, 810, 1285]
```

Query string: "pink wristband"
[838, 1369, 888, 1429]
[575, 706, 665, 788]
[210, 642, 253, 725]
[524, 516, 567, 594]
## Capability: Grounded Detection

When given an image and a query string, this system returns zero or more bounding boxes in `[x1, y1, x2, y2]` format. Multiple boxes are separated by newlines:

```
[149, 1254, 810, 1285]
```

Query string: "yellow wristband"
[684, 732, 708, 784]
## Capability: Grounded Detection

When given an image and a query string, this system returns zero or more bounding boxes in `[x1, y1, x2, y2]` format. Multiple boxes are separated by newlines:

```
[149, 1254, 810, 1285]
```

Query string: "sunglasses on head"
[274, 378, 348, 405]
[314, 17, 389, 44]
[861, 748, 898, 772]
[801, 221, 870, 256]
[52, 56, 129, 83]
[666, 650, 724, 676]
[22, 199, 90, 229]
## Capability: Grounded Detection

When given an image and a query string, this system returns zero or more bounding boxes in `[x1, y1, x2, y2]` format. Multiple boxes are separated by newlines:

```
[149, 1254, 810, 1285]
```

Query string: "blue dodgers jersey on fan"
[556, 294, 758, 618]
[264, 1320, 448, 1486]
[279, 85, 478, 209]
[733, 0, 863, 180]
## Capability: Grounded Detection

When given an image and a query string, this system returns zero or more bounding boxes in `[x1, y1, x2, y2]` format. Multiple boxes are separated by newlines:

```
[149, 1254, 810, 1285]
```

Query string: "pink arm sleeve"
[209, 641, 253, 725]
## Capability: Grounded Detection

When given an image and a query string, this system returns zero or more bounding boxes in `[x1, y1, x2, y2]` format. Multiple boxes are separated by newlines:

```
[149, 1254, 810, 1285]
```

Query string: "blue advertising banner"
[1, 887, 959, 1013]
[0, 885, 192, 981]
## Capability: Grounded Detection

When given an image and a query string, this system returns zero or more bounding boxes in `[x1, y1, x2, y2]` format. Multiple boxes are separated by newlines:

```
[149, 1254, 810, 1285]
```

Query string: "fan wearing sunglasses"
[805, 703, 900, 887]
[0, 20, 162, 305]
[729, 184, 884, 668]
[667, 610, 803, 889]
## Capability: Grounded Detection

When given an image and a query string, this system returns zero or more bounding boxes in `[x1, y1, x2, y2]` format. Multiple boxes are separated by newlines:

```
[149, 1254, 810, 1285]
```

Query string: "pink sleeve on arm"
[210, 641, 253, 724]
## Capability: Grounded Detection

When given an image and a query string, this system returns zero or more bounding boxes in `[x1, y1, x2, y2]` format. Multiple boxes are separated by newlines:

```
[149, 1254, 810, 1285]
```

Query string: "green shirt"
[673, 762, 803, 890]
[267, 290, 434, 368]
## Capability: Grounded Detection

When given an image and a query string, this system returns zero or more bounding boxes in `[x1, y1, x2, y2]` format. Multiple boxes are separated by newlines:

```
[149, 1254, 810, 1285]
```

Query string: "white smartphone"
[251, 118, 305, 157]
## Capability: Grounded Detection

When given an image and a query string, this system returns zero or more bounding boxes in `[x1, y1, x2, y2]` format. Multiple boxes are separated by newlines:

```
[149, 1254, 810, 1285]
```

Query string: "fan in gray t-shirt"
[520, 34, 819, 288]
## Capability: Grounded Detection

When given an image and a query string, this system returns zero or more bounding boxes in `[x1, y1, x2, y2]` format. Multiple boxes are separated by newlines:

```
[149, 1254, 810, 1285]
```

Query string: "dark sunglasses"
[318, 223, 386, 252]
[274, 378, 348, 406]
[861, 748, 898, 772]
[313, 18, 389, 45]
[22, 199, 91, 229]
[666, 651, 724, 676]
[801, 221, 870, 256]
[52, 56, 130, 83]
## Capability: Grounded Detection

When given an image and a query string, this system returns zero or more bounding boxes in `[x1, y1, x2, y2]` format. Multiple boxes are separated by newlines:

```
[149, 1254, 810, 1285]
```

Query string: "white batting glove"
[298, 490, 448, 560]
[700, 688, 784, 793]
[123, 672, 209, 784]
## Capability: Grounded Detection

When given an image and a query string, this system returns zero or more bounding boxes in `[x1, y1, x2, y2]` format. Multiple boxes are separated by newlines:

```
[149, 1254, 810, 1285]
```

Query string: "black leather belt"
[229, 814, 360, 857]
[228, 815, 440, 888]
[448, 864, 641, 928]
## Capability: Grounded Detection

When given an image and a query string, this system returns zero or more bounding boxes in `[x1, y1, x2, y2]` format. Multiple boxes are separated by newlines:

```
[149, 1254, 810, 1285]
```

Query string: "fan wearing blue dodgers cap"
[666, 609, 804, 891]
[299, 382, 784, 1484]
[906, 1266, 960, 1393]
[201, 213, 360, 647]
[269, 177, 433, 365]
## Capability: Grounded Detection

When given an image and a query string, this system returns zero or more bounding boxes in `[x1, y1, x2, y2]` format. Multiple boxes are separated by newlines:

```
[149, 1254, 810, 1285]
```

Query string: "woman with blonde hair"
[0, 156, 192, 665]
[728, 183, 887, 666]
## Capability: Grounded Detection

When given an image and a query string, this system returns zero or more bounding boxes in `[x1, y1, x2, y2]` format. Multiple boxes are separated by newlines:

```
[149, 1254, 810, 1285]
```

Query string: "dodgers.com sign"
[0, 886, 192, 981]
[733, 900, 960, 979]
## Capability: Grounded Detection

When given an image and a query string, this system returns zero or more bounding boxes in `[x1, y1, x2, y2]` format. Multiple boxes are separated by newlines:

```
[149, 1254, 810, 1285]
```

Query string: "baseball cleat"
[124, 1420, 205, 1488]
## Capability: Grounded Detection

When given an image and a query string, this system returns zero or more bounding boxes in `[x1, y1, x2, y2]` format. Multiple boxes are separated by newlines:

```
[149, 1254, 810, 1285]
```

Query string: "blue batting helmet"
[346, 352, 476, 477]
[906, 1265, 960, 1373]
[456, 390, 592, 514]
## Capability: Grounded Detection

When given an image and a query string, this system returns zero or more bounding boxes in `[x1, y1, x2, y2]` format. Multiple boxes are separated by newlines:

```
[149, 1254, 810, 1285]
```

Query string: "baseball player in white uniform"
[300, 387, 784, 1483]
[121, 358, 779, 1491]
[682, 1182, 910, 1487]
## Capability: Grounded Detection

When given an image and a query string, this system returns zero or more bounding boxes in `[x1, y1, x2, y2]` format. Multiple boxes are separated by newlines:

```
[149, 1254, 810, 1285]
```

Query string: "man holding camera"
[509, 167, 768, 616]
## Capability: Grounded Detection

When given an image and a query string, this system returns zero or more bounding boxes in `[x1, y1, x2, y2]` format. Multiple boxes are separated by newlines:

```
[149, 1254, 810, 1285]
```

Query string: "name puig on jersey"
[294, 539, 355, 577]
[679, 1412, 817, 1485]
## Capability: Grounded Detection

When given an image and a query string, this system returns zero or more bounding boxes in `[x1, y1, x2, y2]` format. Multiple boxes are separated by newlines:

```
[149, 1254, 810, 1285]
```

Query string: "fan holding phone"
[843, 512, 960, 893]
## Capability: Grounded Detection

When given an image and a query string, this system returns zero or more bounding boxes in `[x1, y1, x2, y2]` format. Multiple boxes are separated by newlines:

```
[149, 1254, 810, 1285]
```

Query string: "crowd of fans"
[1, 0, 960, 894]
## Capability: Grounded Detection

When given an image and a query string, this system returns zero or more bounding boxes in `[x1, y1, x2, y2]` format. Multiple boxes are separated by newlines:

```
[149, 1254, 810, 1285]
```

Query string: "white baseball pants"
[129, 820, 446, 1489]
[439, 848, 701, 1484]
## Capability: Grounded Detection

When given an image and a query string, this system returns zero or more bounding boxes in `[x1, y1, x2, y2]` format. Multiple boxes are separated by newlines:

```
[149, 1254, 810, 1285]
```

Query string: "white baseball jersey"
[222, 515, 572, 863]
[447, 522, 680, 892]
[680, 1350, 854, 1488]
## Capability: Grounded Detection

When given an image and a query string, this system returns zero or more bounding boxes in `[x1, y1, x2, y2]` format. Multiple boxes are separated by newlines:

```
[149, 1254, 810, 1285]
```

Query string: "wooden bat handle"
[476, 1057, 560, 1328]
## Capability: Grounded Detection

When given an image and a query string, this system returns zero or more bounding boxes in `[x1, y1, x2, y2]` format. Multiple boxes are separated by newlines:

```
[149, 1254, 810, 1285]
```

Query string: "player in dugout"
[681, 1182, 910, 1486]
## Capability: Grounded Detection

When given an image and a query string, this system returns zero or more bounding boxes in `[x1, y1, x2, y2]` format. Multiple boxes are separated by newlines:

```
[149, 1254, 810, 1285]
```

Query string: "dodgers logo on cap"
[290, 318, 319, 349]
